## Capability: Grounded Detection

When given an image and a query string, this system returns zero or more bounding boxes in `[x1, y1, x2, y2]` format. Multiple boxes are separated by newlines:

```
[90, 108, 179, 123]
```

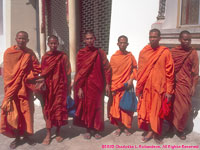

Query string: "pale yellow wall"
[10, 0, 39, 57]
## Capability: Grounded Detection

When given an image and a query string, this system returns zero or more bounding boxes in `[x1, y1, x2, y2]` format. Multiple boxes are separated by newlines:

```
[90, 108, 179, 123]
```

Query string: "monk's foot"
[56, 136, 64, 143]
[94, 132, 102, 140]
[140, 131, 153, 143]
[165, 127, 175, 138]
[176, 131, 186, 140]
[113, 128, 122, 137]
[23, 136, 36, 146]
[83, 132, 91, 140]
[153, 134, 163, 145]
[124, 128, 131, 136]
[42, 136, 51, 145]
[10, 138, 21, 149]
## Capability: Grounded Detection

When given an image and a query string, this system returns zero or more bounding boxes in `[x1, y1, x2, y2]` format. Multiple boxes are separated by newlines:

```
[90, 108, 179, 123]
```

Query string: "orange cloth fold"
[41, 50, 71, 128]
[136, 45, 174, 134]
[73, 46, 111, 131]
[0, 46, 40, 138]
[171, 46, 199, 132]
[109, 50, 137, 128]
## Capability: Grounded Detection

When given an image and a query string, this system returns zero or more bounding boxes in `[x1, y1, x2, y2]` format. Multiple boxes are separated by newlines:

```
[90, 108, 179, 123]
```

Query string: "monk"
[74, 31, 111, 139]
[41, 35, 71, 145]
[136, 29, 174, 144]
[171, 30, 199, 140]
[0, 31, 40, 149]
[109, 35, 137, 136]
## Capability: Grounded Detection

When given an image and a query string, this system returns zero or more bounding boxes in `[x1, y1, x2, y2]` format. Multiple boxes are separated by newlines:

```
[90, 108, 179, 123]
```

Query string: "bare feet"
[114, 128, 122, 137]
[140, 131, 153, 143]
[94, 132, 102, 140]
[83, 132, 91, 140]
[10, 138, 21, 149]
[56, 136, 64, 143]
[124, 128, 131, 136]
[42, 136, 51, 145]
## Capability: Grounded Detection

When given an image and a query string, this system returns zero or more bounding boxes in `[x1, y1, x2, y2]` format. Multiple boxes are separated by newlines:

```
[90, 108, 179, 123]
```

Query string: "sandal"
[10, 138, 21, 149]
[42, 137, 51, 145]
[94, 133, 102, 140]
[113, 128, 122, 137]
[56, 136, 64, 143]
[83, 132, 91, 140]
[124, 129, 131, 136]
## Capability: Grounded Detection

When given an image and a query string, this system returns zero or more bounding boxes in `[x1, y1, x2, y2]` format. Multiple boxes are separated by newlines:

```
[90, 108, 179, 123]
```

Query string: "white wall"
[108, 0, 159, 61]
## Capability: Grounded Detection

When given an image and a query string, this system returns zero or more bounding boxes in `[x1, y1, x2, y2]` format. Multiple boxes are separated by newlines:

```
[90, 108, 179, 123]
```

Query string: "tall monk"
[0, 31, 40, 149]
[171, 30, 199, 140]
[109, 35, 137, 136]
[74, 31, 111, 139]
[136, 29, 174, 144]
[41, 35, 71, 145]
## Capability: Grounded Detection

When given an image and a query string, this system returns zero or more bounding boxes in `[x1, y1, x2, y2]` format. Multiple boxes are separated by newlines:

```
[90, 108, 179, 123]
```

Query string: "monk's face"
[48, 38, 59, 51]
[117, 37, 128, 52]
[84, 33, 95, 47]
[15, 32, 29, 50]
[179, 33, 191, 51]
[149, 31, 160, 49]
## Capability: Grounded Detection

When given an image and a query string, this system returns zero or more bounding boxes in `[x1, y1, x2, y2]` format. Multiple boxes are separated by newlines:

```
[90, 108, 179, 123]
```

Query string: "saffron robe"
[171, 46, 199, 132]
[0, 45, 40, 138]
[136, 45, 174, 134]
[41, 50, 71, 128]
[74, 46, 111, 131]
[109, 50, 137, 128]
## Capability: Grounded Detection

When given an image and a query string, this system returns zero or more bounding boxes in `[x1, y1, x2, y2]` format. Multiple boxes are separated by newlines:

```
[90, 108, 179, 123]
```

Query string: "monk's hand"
[191, 86, 195, 96]
[105, 84, 111, 97]
[127, 79, 133, 89]
[165, 93, 172, 103]
[78, 88, 84, 99]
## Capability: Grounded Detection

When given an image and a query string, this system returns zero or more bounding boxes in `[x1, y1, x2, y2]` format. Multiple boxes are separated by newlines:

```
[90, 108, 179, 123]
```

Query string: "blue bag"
[119, 83, 138, 112]
[67, 96, 76, 117]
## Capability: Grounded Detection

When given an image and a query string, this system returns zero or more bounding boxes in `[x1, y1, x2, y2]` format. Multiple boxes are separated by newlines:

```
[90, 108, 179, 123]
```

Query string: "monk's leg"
[94, 129, 102, 140]
[113, 120, 124, 137]
[10, 131, 21, 149]
[141, 125, 153, 143]
[55, 126, 64, 143]
[42, 128, 51, 145]
[83, 128, 92, 140]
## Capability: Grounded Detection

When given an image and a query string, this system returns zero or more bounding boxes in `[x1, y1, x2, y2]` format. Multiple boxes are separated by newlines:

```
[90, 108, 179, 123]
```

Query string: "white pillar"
[68, 0, 78, 73]
[39, 0, 46, 58]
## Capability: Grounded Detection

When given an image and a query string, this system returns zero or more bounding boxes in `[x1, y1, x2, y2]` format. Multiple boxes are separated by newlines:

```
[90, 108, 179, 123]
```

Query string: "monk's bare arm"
[100, 50, 111, 96]
[191, 50, 199, 95]
[165, 50, 175, 100]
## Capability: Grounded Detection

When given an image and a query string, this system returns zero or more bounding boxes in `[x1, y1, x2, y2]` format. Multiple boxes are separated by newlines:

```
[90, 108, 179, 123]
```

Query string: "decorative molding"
[157, 0, 166, 20]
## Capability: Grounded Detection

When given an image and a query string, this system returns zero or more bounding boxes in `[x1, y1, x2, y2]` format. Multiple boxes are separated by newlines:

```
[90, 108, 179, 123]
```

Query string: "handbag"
[67, 96, 76, 117]
[119, 83, 138, 112]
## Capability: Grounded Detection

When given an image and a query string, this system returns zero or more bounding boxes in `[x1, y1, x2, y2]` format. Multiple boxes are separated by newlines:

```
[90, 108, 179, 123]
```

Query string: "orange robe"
[74, 46, 111, 131]
[171, 46, 199, 132]
[41, 50, 71, 128]
[0, 45, 40, 138]
[136, 45, 174, 134]
[109, 50, 137, 128]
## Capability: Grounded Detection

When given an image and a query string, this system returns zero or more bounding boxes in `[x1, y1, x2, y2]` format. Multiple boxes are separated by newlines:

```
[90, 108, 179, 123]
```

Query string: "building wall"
[11, 0, 39, 57]
[79, 0, 112, 53]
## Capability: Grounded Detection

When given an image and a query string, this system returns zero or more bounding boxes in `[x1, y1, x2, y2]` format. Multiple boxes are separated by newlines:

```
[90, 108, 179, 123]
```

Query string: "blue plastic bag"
[119, 83, 138, 112]
[67, 96, 76, 117]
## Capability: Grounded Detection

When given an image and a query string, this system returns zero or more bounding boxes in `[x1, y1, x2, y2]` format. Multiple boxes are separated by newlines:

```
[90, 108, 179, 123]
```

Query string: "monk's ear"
[26, 38, 29, 43]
